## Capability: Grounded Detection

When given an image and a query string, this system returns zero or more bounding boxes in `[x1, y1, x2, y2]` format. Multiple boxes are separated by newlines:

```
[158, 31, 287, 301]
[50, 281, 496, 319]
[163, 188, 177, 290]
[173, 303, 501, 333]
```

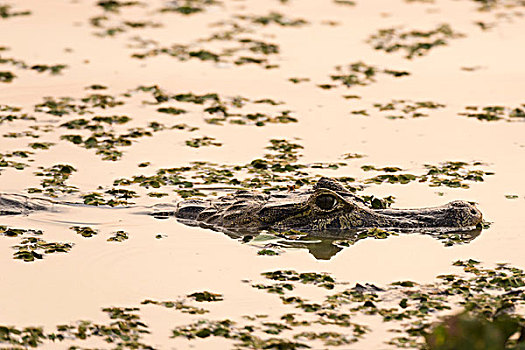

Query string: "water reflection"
[168, 217, 483, 260]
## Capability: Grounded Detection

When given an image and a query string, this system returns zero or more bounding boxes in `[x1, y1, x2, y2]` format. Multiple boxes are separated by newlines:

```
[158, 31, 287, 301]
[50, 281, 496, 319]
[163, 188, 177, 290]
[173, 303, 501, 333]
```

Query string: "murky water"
[1, 0, 525, 348]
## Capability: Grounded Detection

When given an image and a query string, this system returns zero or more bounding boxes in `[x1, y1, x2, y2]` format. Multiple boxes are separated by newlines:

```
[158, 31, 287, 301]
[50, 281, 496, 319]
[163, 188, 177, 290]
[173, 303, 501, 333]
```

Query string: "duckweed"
[12, 237, 74, 262]
[0, 4, 31, 18]
[459, 105, 525, 122]
[70, 226, 98, 238]
[30, 164, 78, 196]
[327, 61, 410, 89]
[368, 24, 465, 59]
[188, 291, 224, 302]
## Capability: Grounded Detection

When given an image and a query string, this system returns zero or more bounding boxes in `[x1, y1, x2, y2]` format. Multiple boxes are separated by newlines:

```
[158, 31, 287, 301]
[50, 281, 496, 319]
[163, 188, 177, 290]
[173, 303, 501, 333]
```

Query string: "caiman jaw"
[372, 200, 483, 229]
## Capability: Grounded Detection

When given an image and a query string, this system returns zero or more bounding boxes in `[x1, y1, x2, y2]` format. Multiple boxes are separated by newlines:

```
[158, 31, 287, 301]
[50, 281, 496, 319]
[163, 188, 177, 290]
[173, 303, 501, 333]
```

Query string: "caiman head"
[173, 177, 483, 232]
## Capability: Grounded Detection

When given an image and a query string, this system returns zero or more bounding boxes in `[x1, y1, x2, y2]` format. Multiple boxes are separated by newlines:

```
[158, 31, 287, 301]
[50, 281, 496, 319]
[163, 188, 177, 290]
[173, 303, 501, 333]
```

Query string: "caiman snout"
[448, 200, 483, 228]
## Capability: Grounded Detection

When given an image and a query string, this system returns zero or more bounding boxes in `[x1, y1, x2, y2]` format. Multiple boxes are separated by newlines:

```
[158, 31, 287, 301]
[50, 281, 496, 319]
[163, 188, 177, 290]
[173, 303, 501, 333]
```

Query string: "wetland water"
[1, 0, 525, 348]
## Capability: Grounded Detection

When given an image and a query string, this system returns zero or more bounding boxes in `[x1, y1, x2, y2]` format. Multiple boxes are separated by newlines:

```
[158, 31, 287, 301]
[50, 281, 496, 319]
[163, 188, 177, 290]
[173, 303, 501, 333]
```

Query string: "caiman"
[156, 177, 483, 232]
[0, 178, 483, 232]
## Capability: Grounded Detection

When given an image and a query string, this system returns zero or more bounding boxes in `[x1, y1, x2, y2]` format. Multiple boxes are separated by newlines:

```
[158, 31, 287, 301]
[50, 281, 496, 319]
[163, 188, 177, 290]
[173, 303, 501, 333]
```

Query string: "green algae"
[107, 230, 129, 242]
[172, 319, 310, 349]
[28, 142, 55, 150]
[459, 105, 525, 122]
[365, 161, 493, 189]
[0, 4, 31, 18]
[0, 226, 42, 237]
[334, 0, 356, 5]
[372, 100, 446, 119]
[368, 24, 465, 59]
[258, 248, 280, 256]
[157, 107, 187, 115]
[236, 12, 308, 27]
[83, 188, 138, 206]
[12, 237, 74, 262]
[59, 115, 163, 161]
[131, 36, 281, 68]
[326, 61, 410, 89]
[124, 85, 296, 126]
[0, 71, 15, 83]
[141, 299, 208, 314]
[1, 48, 67, 80]
[185, 136, 222, 148]
[254, 260, 525, 348]
[188, 291, 224, 302]
[96, 0, 143, 13]
[289, 77, 310, 84]
[1, 261, 522, 347]
[70, 226, 98, 238]
[261, 270, 335, 289]
[28, 164, 78, 197]
[0, 104, 34, 123]
[158, 0, 221, 15]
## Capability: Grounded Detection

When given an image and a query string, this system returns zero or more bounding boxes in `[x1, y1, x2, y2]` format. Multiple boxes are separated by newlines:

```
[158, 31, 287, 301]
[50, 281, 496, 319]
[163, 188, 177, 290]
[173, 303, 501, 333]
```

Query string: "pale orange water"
[1, 0, 525, 348]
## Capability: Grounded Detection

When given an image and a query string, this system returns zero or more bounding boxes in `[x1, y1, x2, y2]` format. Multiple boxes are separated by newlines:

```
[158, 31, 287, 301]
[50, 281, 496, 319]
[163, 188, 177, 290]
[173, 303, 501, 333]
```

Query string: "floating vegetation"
[459, 105, 525, 121]
[142, 299, 208, 314]
[82, 188, 138, 206]
[0, 152, 28, 172]
[131, 38, 281, 69]
[0, 261, 522, 347]
[261, 270, 336, 289]
[28, 142, 55, 150]
[470, 0, 525, 11]
[0, 4, 31, 19]
[124, 86, 297, 126]
[0, 225, 43, 239]
[0, 104, 34, 124]
[126, 8, 307, 69]
[157, 106, 187, 115]
[96, 0, 143, 13]
[371, 99, 446, 119]
[333, 0, 356, 5]
[0, 70, 15, 83]
[258, 248, 280, 256]
[0, 48, 67, 82]
[172, 319, 312, 348]
[183, 136, 221, 148]
[188, 291, 224, 302]
[158, 0, 221, 15]
[48, 306, 152, 349]
[70, 226, 98, 238]
[289, 77, 310, 84]
[252, 260, 525, 348]
[34, 93, 124, 117]
[325, 61, 410, 89]
[206, 109, 298, 126]
[93, 19, 162, 37]
[107, 230, 129, 242]
[12, 237, 74, 262]
[367, 24, 465, 59]
[59, 115, 165, 161]
[365, 161, 493, 188]
[235, 12, 308, 27]
[28, 164, 78, 197]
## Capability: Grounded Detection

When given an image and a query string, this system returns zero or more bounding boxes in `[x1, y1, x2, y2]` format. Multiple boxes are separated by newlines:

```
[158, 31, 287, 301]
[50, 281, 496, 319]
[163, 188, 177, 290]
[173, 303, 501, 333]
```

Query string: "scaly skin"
[172, 177, 483, 232]
[0, 178, 483, 233]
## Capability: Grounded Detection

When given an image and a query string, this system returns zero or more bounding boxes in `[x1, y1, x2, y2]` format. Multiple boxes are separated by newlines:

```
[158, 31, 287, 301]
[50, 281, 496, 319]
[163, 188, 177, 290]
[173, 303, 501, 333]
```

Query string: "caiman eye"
[315, 194, 337, 210]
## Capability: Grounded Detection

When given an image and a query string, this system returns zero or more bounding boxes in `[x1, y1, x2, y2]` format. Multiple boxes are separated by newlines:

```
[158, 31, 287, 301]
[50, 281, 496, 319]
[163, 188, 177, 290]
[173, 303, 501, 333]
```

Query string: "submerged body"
[0, 178, 483, 232]
[170, 178, 483, 232]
